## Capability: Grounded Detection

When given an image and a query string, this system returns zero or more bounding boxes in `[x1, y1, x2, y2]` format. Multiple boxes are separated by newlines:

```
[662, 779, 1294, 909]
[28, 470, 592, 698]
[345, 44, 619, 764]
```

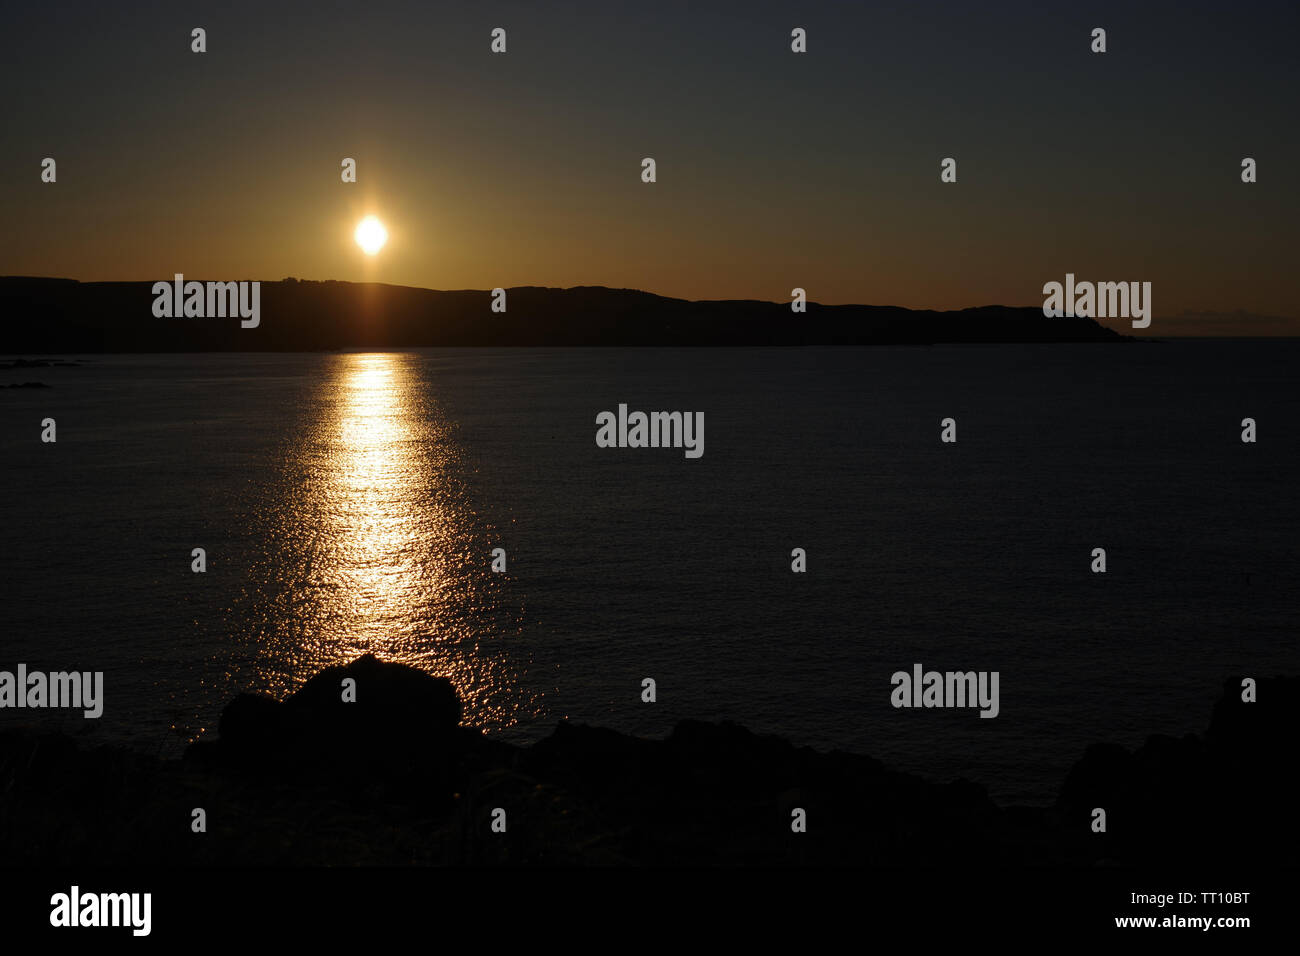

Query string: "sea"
[2, 342, 1297, 804]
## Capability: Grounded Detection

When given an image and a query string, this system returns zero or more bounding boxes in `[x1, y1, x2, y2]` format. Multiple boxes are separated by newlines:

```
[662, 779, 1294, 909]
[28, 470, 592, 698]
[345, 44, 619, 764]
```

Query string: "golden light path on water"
[228, 352, 536, 732]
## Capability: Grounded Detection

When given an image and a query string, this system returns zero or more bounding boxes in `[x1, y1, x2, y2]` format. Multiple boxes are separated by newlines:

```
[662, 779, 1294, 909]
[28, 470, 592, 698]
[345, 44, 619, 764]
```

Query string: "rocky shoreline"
[1, 657, 1293, 866]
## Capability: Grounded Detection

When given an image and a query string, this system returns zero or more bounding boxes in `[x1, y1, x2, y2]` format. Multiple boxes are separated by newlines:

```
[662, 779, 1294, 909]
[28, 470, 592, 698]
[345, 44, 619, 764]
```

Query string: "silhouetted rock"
[1057, 675, 1299, 865]
[286, 653, 461, 730]
[212, 692, 286, 749]
[1208, 674, 1299, 750]
[188, 654, 465, 781]
[1, 659, 1294, 866]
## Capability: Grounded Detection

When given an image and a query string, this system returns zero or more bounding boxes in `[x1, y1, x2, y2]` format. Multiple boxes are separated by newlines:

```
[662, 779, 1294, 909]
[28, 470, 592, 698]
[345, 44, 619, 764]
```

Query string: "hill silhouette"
[0, 277, 1124, 350]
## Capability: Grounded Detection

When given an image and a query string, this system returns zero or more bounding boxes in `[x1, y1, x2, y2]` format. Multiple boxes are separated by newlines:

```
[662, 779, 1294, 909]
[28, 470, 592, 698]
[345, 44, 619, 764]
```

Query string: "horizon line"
[4, 274, 1299, 335]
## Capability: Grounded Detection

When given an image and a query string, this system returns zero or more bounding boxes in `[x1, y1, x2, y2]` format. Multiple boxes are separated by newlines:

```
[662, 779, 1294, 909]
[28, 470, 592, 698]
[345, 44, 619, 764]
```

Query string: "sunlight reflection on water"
[226, 352, 539, 732]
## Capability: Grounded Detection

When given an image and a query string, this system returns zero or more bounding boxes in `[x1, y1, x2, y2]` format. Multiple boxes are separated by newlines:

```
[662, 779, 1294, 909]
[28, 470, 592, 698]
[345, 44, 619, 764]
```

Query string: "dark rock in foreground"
[0, 659, 1293, 867]
[1057, 675, 1299, 865]
[191, 655, 465, 772]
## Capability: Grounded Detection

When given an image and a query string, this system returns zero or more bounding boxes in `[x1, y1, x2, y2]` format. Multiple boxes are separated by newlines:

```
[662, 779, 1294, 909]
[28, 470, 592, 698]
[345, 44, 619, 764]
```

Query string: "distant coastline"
[0, 277, 1126, 351]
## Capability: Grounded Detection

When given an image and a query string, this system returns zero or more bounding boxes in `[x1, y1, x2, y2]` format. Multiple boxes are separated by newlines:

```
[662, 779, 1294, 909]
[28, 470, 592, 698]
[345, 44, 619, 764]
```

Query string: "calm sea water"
[2, 343, 1297, 803]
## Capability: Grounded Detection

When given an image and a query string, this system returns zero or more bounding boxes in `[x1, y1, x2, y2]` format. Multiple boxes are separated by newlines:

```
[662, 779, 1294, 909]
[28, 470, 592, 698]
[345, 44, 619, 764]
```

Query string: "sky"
[2, 0, 1297, 333]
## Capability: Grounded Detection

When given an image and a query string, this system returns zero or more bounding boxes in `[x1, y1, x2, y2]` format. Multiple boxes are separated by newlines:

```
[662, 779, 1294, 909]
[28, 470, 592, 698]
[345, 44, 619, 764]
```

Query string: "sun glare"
[354, 216, 388, 255]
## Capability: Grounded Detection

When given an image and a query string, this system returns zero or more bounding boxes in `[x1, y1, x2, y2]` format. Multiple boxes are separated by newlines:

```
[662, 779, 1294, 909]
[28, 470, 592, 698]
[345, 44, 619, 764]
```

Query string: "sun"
[354, 216, 388, 255]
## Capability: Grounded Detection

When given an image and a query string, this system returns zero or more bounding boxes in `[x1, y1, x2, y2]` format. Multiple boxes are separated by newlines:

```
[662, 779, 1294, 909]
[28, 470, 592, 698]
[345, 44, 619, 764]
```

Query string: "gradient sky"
[2, 0, 1297, 332]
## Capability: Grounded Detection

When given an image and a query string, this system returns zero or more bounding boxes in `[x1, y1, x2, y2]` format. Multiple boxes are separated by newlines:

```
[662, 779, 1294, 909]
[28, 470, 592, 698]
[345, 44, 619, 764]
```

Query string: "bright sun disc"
[355, 216, 388, 255]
